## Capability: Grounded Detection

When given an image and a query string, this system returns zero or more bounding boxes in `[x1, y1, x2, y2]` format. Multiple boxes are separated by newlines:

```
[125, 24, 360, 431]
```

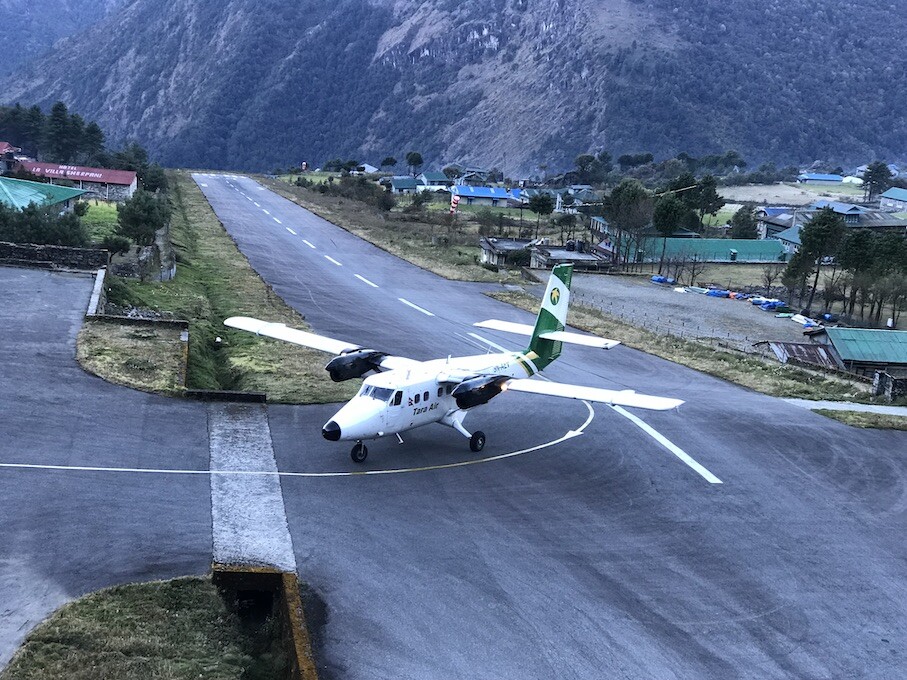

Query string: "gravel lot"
[571, 274, 810, 351]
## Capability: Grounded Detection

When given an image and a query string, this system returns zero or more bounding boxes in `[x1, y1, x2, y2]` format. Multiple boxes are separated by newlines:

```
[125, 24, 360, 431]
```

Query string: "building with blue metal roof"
[798, 173, 844, 183]
[451, 185, 512, 206]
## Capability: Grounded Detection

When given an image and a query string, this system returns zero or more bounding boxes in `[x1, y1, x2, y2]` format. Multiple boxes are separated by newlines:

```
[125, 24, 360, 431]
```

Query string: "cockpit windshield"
[360, 385, 395, 402]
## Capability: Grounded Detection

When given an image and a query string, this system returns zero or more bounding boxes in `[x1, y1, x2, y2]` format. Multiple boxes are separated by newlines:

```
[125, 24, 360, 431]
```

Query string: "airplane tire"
[351, 443, 368, 463]
[469, 431, 486, 453]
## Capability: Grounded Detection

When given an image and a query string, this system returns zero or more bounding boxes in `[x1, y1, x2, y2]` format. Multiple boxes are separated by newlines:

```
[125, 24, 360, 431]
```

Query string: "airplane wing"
[474, 319, 620, 349]
[223, 316, 420, 370]
[504, 378, 683, 411]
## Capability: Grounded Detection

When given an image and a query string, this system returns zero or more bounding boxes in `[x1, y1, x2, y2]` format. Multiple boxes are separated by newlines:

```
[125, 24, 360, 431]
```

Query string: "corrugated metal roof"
[826, 328, 907, 364]
[20, 161, 137, 186]
[881, 187, 907, 202]
[767, 342, 841, 369]
[451, 185, 511, 199]
[799, 173, 844, 182]
[0, 176, 86, 210]
[638, 237, 785, 263]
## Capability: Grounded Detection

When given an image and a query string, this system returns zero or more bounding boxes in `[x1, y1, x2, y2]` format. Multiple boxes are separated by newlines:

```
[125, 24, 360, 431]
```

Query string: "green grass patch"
[77, 318, 186, 395]
[79, 200, 120, 243]
[93, 171, 358, 404]
[698, 263, 780, 289]
[0, 577, 285, 680]
[813, 409, 907, 430]
[489, 290, 870, 401]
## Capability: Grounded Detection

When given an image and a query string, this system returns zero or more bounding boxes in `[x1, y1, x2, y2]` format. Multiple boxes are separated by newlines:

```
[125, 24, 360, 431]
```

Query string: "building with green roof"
[636, 237, 786, 264]
[0, 176, 86, 212]
[824, 328, 907, 377]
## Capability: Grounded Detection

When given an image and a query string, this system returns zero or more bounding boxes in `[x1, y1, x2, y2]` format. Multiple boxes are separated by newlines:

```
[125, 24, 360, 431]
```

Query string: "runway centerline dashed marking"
[286, 227, 297, 235]
[302, 240, 316, 249]
[325, 255, 343, 266]
[263, 209, 271, 215]
[611, 405, 722, 484]
[274, 217, 282, 224]
[398, 298, 434, 316]
[355, 274, 379, 288]
[254, 202, 261, 207]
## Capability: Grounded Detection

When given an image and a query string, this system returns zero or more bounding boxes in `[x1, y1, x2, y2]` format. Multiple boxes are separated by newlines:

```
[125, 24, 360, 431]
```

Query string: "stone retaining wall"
[0, 241, 108, 270]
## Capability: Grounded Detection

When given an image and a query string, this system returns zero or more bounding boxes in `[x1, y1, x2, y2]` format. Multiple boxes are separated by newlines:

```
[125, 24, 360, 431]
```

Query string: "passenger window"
[414, 393, 420, 404]
[393, 391, 402, 406]
[437, 387, 443, 397]
[423, 391, 429, 401]
[446, 385, 453, 394]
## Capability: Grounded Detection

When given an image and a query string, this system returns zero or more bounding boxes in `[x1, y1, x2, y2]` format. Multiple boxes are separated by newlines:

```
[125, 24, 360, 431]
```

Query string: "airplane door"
[389, 390, 406, 431]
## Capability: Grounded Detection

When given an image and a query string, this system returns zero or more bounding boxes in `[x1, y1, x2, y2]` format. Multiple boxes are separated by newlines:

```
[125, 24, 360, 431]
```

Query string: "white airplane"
[225, 264, 683, 463]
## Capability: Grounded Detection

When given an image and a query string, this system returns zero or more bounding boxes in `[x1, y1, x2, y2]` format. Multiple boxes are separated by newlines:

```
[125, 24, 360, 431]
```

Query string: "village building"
[817, 328, 907, 378]
[389, 177, 419, 194]
[0, 176, 86, 212]
[478, 237, 534, 266]
[0, 141, 22, 173]
[530, 244, 604, 271]
[797, 173, 844, 184]
[879, 187, 907, 213]
[762, 200, 907, 252]
[450, 185, 511, 207]
[417, 172, 454, 190]
[17, 161, 137, 201]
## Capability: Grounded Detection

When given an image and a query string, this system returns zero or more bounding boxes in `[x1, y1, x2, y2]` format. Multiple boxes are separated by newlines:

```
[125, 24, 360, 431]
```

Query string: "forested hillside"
[0, 0, 123, 76]
[2, 0, 905, 172]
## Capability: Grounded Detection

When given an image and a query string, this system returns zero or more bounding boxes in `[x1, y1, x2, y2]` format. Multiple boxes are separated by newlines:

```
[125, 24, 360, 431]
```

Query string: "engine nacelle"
[325, 350, 385, 382]
[451, 375, 509, 409]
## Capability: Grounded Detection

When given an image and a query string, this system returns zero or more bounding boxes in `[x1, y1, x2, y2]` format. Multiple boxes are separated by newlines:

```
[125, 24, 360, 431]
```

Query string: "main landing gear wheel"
[469, 431, 486, 453]
[351, 442, 368, 463]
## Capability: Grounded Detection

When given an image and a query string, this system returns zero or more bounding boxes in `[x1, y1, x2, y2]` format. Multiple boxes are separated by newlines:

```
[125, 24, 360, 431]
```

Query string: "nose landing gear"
[351, 441, 368, 463]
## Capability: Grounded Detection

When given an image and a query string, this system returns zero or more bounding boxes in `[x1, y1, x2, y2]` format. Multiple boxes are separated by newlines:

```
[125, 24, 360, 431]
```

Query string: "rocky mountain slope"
[0, 0, 123, 76]
[2, 0, 905, 172]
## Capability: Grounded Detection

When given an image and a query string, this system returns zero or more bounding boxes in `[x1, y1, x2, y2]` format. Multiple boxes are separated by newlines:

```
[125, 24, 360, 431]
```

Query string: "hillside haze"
[2, 0, 905, 172]
[0, 0, 124, 76]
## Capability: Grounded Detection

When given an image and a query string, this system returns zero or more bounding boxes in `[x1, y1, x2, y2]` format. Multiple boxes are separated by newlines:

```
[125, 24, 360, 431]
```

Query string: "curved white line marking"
[0, 404, 595, 478]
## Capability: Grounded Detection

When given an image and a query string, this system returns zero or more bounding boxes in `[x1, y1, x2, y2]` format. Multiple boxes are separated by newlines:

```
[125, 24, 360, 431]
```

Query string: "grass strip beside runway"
[98, 171, 358, 403]
[0, 577, 286, 680]
[813, 409, 907, 430]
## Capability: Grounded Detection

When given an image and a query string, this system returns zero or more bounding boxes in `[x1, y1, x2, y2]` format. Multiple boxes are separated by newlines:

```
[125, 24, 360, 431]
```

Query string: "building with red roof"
[17, 161, 137, 201]
[0, 141, 22, 173]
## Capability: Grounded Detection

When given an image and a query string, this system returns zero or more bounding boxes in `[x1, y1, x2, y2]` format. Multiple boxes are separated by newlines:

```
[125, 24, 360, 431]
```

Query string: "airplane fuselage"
[321, 350, 537, 443]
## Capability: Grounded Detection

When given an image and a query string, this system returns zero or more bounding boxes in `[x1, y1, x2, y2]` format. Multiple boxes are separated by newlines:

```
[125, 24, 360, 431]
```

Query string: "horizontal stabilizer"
[504, 379, 683, 411]
[474, 319, 620, 349]
[224, 316, 359, 355]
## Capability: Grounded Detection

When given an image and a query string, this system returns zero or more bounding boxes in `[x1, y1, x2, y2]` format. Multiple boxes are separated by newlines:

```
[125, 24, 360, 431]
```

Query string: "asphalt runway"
[0, 268, 212, 666]
[0, 174, 904, 678]
[194, 174, 907, 679]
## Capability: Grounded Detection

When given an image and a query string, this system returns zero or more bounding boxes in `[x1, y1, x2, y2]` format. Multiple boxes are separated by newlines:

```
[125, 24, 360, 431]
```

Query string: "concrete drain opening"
[214, 565, 319, 680]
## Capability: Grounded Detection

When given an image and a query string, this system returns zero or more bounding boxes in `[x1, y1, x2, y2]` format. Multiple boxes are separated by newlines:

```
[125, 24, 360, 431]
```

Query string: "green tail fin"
[526, 263, 573, 371]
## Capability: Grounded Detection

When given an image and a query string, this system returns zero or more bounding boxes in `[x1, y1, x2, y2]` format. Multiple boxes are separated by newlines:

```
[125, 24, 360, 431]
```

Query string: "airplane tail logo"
[527, 264, 572, 371]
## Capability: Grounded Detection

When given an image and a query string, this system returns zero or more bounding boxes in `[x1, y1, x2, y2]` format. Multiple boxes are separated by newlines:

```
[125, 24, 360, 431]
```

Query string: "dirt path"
[571, 274, 809, 351]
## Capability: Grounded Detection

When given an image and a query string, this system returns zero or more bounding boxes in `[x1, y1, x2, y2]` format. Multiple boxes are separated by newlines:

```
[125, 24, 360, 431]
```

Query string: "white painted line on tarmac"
[286, 227, 297, 235]
[398, 298, 435, 316]
[302, 239, 316, 249]
[611, 405, 722, 484]
[200, 183, 208, 187]
[263, 209, 271, 215]
[254, 202, 261, 207]
[0, 402, 596, 478]
[355, 274, 379, 288]
[325, 255, 343, 266]
[468, 332, 510, 353]
[274, 217, 282, 224]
